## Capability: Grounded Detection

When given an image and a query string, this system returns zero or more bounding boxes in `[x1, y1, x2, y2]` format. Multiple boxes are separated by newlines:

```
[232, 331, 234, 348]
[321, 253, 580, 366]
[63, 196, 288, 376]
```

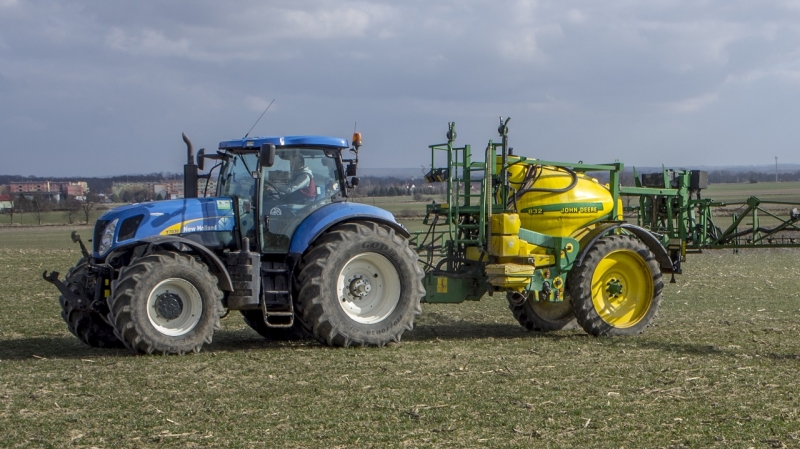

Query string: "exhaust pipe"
[182, 133, 198, 199]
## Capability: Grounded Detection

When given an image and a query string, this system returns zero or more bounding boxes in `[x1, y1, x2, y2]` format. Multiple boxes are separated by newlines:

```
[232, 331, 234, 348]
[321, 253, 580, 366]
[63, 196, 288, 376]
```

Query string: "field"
[705, 181, 800, 203]
[2, 183, 800, 448]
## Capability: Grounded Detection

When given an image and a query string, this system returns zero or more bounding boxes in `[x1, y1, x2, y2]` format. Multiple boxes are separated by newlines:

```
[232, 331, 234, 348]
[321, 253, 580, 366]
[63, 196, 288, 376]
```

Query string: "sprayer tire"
[569, 234, 663, 336]
[296, 222, 424, 347]
[507, 292, 578, 332]
[108, 252, 223, 354]
[59, 258, 125, 349]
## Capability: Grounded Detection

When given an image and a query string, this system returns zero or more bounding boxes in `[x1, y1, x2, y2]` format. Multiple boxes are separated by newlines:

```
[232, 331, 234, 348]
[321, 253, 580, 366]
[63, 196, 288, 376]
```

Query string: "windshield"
[218, 153, 258, 200]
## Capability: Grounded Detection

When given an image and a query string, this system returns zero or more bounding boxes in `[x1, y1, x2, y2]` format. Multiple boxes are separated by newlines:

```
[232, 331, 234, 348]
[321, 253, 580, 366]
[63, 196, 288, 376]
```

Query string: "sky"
[2, 0, 800, 177]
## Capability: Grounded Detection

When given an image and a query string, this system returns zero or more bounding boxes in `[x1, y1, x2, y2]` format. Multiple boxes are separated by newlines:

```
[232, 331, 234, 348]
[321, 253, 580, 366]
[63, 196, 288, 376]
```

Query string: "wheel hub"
[155, 292, 184, 320]
[606, 278, 623, 298]
[347, 276, 372, 299]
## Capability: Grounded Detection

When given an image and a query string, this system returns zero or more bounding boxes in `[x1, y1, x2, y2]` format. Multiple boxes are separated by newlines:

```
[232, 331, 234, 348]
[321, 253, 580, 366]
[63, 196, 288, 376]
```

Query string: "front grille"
[118, 215, 143, 242]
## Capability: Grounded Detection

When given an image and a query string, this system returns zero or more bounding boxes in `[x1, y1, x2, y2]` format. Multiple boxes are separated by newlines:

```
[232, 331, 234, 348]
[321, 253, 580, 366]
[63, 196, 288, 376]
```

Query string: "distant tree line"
[589, 169, 800, 186]
[2, 192, 100, 225]
[3, 168, 800, 203]
[0, 173, 182, 195]
[350, 176, 447, 199]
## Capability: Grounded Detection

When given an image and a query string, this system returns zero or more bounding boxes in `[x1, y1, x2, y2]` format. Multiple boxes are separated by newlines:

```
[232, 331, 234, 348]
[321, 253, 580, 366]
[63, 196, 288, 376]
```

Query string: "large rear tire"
[569, 234, 663, 336]
[507, 292, 578, 332]
[59, 258, 125, 349]
[296, 222, 424, 347]
[107, 252, 223, 354]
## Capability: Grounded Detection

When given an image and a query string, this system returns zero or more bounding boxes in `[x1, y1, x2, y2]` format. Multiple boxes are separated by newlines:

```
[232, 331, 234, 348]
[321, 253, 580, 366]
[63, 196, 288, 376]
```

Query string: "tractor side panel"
[94, 197, 236, 257]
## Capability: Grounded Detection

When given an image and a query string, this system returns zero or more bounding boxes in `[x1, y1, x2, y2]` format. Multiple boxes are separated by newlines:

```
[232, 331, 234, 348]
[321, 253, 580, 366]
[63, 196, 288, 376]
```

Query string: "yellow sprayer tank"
[501, 157, 615, 237]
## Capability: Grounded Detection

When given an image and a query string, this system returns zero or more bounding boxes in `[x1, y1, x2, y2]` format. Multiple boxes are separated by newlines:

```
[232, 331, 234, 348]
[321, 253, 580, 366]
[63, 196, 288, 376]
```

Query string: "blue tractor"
[44, 132, 424, 354]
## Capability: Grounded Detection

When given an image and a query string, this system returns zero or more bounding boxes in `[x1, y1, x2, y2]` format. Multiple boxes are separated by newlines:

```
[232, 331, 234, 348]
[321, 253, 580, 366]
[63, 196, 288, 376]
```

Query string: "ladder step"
[261, 260, 294, 328]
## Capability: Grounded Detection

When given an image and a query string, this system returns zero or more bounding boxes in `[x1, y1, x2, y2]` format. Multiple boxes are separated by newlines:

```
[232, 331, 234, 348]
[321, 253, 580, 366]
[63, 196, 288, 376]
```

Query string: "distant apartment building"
[7, 181, 88, 202]
[0, 194, 12, 211]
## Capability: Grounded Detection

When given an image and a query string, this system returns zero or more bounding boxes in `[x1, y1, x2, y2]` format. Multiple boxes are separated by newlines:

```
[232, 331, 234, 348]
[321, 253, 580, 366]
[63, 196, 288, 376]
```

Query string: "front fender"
[288, 202, 408, 257]
[105, 235, 234, 291]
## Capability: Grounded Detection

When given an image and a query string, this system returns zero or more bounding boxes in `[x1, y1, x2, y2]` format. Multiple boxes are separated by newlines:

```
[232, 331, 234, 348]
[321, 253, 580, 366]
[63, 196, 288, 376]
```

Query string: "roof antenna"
[244, 98, 275, 138]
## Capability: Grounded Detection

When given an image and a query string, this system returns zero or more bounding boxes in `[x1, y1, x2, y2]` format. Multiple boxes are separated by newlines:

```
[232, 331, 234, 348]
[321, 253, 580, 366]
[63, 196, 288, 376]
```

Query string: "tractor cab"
[210, 135, 359, 254]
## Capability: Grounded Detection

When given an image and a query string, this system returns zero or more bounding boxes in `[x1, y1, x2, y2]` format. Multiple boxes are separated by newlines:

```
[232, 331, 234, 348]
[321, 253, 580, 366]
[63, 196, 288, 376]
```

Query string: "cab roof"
[218, 135, 349, 151]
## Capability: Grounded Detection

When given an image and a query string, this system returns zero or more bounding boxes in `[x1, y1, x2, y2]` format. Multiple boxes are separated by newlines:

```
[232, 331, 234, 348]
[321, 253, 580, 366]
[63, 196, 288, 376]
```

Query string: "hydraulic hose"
[508, 165, 579, 208]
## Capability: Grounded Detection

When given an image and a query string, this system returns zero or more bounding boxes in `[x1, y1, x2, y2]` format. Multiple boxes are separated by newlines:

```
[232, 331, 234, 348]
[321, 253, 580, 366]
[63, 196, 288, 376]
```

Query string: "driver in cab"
[280, 153, 315, 203]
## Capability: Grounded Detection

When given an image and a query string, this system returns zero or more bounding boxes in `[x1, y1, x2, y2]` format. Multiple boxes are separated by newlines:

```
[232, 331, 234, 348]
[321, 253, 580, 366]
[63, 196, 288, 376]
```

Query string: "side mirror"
[346, 163, 357, 177]
[260, 143, 275, 167]
[197, 148, 206, 171]
[351, 177, 359, 187]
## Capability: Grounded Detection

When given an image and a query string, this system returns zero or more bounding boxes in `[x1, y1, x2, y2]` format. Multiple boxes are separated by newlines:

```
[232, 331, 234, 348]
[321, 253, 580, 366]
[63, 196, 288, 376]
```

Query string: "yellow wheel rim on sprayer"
[590, 249, 653, 328]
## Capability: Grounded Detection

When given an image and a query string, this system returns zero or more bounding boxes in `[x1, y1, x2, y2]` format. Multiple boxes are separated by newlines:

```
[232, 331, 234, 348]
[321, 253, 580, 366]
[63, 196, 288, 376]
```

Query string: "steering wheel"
[263, 181, 284, 201]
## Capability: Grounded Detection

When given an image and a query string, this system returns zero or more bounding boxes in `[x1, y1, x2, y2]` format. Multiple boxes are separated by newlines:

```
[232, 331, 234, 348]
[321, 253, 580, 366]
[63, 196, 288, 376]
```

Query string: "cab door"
[258, 148, 340, 254]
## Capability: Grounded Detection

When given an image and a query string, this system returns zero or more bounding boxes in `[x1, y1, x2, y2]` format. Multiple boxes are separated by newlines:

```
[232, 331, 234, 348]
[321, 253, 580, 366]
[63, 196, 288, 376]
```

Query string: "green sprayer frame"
[411, 120, 800, 305]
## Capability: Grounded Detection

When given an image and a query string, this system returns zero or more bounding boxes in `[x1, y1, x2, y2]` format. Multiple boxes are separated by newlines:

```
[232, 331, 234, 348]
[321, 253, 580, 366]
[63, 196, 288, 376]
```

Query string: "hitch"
[71, 231, 90, 259]
[42, 271, 101, 313]
[42, 270, 83, 305]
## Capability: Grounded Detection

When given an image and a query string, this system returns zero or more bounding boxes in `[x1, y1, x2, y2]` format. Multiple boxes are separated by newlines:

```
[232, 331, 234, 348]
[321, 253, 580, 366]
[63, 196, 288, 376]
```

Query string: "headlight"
[98, 218, 118, 255]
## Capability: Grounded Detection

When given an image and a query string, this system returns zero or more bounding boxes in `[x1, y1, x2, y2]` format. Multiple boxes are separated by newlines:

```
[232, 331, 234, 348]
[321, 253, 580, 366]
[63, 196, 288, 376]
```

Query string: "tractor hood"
[93, 197, 235, 257]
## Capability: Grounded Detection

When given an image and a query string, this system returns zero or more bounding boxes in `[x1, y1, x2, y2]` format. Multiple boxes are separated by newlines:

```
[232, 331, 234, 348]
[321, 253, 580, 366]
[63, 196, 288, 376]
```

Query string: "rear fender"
[288, 203, 408, 258]
[106, 235, 234, 291]
[575, 223, 675, 274]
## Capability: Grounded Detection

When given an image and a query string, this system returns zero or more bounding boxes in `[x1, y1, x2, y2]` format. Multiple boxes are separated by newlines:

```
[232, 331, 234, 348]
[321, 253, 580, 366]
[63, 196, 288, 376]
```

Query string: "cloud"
[106, 27, 191, 58]
[245, 96, 274, 113]
[661, 92, 720, 112]
[4, 0, 800, 175]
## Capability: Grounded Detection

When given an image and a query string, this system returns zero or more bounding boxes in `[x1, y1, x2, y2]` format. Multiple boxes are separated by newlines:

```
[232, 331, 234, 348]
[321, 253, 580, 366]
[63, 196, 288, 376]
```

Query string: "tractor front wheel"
[569, 235, 663, 336]
[507, 292, 578, 332]
[59, 258, 125, 349]
[296, 222, 424, 347]
[107, 252, 223, 354]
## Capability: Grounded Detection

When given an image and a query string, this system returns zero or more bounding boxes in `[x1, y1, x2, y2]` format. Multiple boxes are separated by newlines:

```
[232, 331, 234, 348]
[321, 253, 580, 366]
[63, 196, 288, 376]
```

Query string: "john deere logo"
[521, 202, 604, 215]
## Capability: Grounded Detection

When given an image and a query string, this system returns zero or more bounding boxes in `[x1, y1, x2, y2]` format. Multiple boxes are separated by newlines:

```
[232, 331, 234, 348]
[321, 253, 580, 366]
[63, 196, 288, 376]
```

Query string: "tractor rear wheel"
[59, 258, 125, 349]
[107, 252, 223, 354]
[507, 292, 578, 332]
[569, 235, 663, 336]
[296, 222, 424, 347]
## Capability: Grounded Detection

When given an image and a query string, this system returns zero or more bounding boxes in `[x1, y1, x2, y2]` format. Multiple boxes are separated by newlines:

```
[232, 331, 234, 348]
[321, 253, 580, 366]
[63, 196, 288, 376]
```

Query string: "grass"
[0, 182, 799, 447]
[0, 209, 108, 227]
[705, 181, 800, 203]
[3, 226, 800, 447]
[351, 195, 447, 217]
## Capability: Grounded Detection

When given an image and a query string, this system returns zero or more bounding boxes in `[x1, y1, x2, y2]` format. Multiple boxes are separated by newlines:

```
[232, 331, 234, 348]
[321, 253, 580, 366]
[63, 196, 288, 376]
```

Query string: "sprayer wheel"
[507, 292, 578, 332]
[569, 234, 663, 336]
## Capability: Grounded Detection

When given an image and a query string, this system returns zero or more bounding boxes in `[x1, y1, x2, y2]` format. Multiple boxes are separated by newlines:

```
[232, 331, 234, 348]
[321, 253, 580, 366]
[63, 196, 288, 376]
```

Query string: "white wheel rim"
[146, 278, 203, 336]
[337, 252, 401, 324]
